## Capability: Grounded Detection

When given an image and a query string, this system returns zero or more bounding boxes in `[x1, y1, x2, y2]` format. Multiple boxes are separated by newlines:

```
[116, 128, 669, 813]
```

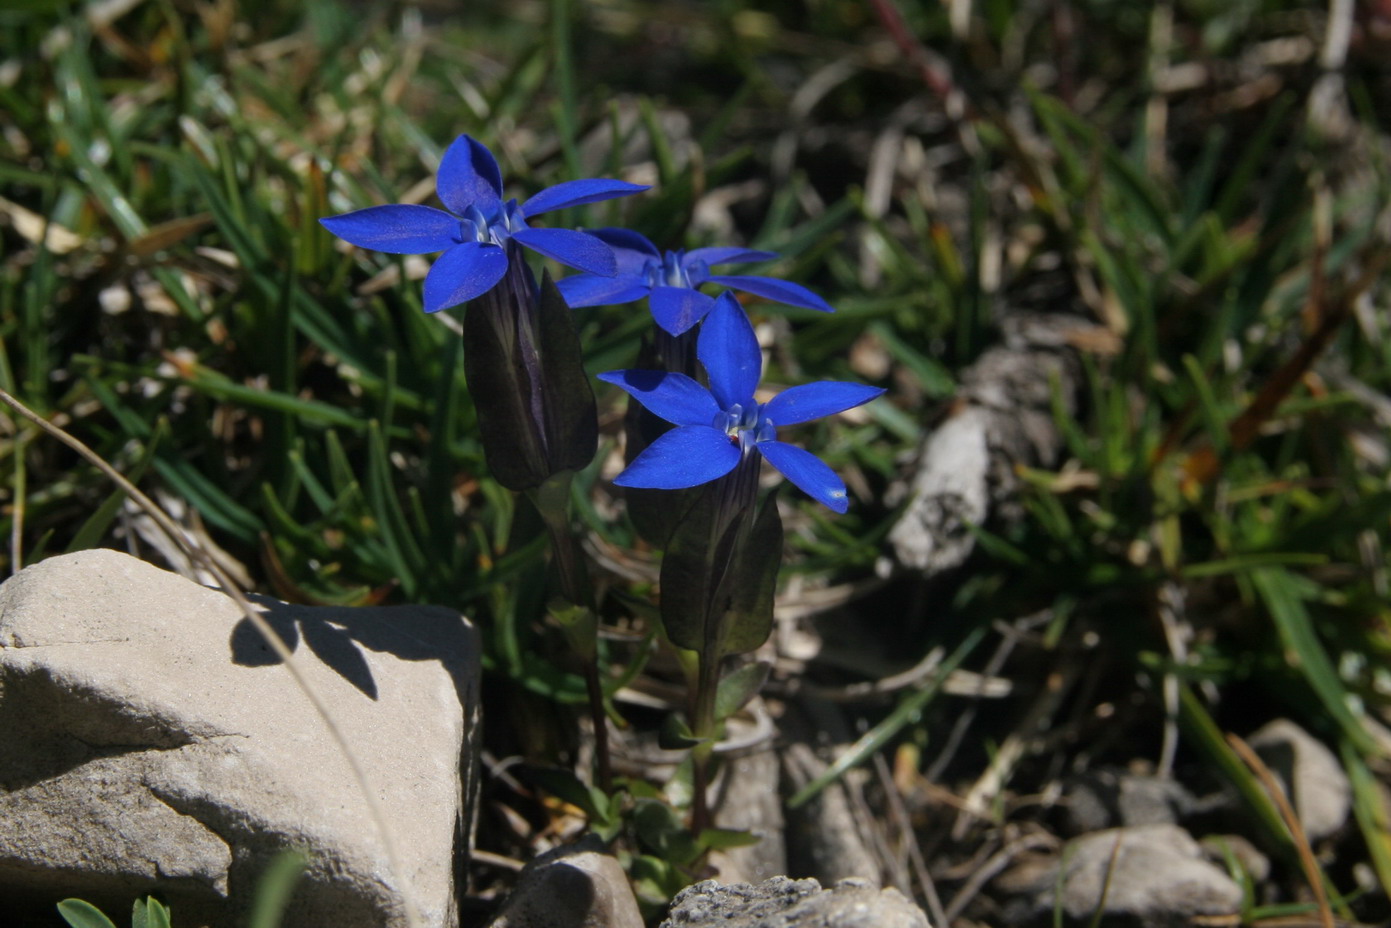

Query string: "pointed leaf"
[140, 898, 171, 928]
[659, 713, 706, 749]
[521, 179, 649, 217]
[685, 246, 778, 268]
[662, 486, 782, 657]
[633, 797, 700, 865]
[597, 369, 721, 427]
[650, 286, 716, 335]
[588, 226, 661, 275]
[423, 242, 509, 313]
[320, 205, 457, 254]
[555, 273, 649, 307]
[615, 426, 740, 490]
[706, 274, 834, 312]
[56, 900, 119, 928]
[247, 851, 308, 928]
[513, 227, 617, 275]
[536, 270, 599, 474]
[759, 440, 849, 513]
[719, 493, 783, 655]
[764, 381, 884, 426]
[462, 256, 549, 490]
[437, 134, 502, 214]
[697, 827, 763, 851]
[714, 660, 771, 722]
[697, 293, 762, 409]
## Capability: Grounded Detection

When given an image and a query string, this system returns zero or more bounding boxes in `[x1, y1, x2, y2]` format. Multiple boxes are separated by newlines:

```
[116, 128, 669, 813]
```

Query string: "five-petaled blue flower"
[557, 228, 834, 336]
[599, 293, 882, 513]
[321, 135, 649, 314]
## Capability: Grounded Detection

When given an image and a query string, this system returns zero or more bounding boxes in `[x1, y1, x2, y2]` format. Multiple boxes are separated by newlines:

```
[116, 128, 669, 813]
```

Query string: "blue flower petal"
[422, 242, 509, 313]
[758, 440, 850, 513]
[521, 179, 649, 217]
[614, 426, 740, 490]
[697, 293, 762, 410]
[684, 246, 778, 267]
[706, 274, 835, 313]
[320, 205, 459, 255]
[650, 287, 717, 336]
[588, 227, 661, 276]
[437, 135, 503, 216]
[597, 370, 721, 427]
[556, 274, 651, 307]
[764, 382, 885, 426]
[512, 228, 617, 276]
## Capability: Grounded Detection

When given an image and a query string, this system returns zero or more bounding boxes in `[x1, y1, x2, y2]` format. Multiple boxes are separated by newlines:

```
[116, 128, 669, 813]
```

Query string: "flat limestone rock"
[488, 836, 643, 928]
[999, 824, 1242, 927]
[661, 875, 930, 928]
[1248, 718, 1351, 842]
[0, 548, 480, 928]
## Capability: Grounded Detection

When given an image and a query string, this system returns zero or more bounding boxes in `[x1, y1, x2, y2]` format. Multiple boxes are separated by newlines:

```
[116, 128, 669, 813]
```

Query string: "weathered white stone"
[1000, 824, 1242, 927]
[1249, 718, 1352, 842]
[661, 875, 930, 928]
[489, 837, 643, 928]
[0, 549, 480, 928]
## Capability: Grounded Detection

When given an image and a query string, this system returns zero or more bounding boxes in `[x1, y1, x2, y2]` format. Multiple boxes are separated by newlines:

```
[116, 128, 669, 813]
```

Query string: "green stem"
[689, 648, 721, 835]
[527, 472, 611, 793]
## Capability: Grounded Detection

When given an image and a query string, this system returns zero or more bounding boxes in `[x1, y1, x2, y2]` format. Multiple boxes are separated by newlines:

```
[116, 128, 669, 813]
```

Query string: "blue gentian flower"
[321, 135, 649, 314]
[598, 294, 882, 513]
[557, 228, 835, 336]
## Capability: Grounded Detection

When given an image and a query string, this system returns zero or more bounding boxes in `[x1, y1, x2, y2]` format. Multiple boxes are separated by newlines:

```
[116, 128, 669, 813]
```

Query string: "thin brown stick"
[0, 387, 423, 928]
[873, 751, 949, 927]
[8, 424, 25, 574]
[1227, 732, 1335, 928]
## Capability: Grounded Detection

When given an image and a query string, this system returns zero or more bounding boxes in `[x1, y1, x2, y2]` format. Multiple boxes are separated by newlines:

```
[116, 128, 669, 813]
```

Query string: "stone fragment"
[1061, 768, 1197, 834]
[998, 824, 1241, 927]
[711, 745, 786, 884]
[1248, 718, 1352, 841]
[488, 837, 643, 928]
[0, 549, 480, 928]
[661, 875, 929, 928]
[887, 313, 1095, 577]
[1200, 834, 1271, 883]
[781, 744, 881, 886]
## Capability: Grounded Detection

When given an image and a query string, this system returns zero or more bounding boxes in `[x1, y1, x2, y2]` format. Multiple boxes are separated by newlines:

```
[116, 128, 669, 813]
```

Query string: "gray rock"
[0, 549, 480, 928]
[1062, 768, 1197, 834]
[1248, 718, 1351, 841]
[781, 744, 881, 886]
[711, 745, 786, 884]
[888, 315, 1092, 576]
[1000, 824, 1242, 927]
[1200, 834, 1271, 883]
[489, 837, 643, 928]
[661, 875, 929, 928]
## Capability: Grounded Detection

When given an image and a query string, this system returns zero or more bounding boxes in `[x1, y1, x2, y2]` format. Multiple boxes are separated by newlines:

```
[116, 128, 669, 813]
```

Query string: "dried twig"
[1227, 732, 1335, 928]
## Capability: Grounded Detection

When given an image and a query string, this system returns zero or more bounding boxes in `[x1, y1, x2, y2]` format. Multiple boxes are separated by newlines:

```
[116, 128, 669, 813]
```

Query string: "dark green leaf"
[658, 713, 704, 750]
[55, 900, 118, 928]
[661, 489, 782, 659]
[697, 827, 761, 851]
[247, 850, 308, 928]
[714, 661, 770, 723]
[536, 271, 598, 475]
[632, 797, 698, 865]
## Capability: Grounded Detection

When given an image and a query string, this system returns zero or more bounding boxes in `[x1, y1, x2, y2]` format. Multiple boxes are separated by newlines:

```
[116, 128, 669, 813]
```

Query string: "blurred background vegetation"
[3, 0, 1391, 923]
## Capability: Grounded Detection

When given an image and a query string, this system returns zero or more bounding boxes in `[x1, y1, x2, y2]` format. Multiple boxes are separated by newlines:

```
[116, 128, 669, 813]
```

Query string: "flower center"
[643, 251, 693, 289]
[457, 199, 528, 246]
[712, 403, 775, 451]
